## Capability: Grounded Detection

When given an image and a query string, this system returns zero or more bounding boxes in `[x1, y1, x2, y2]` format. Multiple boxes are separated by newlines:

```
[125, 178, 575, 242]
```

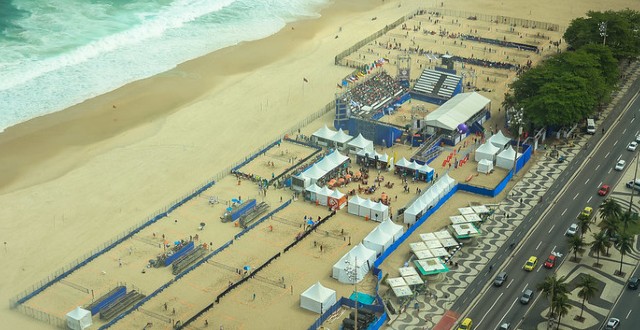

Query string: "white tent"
[305, 183, 322, 201]
[316, 156, 337, 172]
[474, 141, 500, 162]
[417, 162, 434, 174]
[496, 145, 519, 170]
[66, 307, 92, 330]
[488, 131, 511, 150]
[478, 159, 493, 173]
[370, 201, 389, 222]
[419, 189, 438, 209]
[316, 186, 332, 206]
[441, 173, 457, 190]
[325, 150, 350, 167]
[300, 282, 337, 314]
[424, 92, 491, 131]
[312, 125, 336, 145]
[403, 202, 422, 224]
[395, 157, 411, 168]
[348, 195, 364, 215]
[380, 218, 404, 241]
[331, 129, 353, 145]
[347, 133, 374, 152]
[332, 244, 376, 283]
[329, 189, 346, 210]
[363, 226, 393, 255]
[358, 198, 374, 218]
[302, 164, 327, 183]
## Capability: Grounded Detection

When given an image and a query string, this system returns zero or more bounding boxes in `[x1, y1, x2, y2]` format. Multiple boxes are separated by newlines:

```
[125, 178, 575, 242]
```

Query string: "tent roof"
[498, 145, 516, 159]
[330, 189, 345, 198]
[332, 129, 353, 143]
[365, 226, 392, 244]
[349, 195, 364, 205]
[371, 201, 389, 212]
[301, 282, 336, 301]
[306, 183, 322, 193]
[312, 125, 336, 139]
[476, 141, 500, 154]
[489, 130, 511, 145]
[66, 306, 90, 319]
[395, 157, 411, 167]
[318, 186, 333, 196]
[316, 157, 337, 172]
[417, 162, 434, 173]
[347, 134, 374, 149]
[303, 164, 326, 180]
[347, 243, 376, 263]
[325, 150, 350, 165]
[379, 218, 403, 235]
[424, 92, 491, 131]
[478, 158, 493, 165]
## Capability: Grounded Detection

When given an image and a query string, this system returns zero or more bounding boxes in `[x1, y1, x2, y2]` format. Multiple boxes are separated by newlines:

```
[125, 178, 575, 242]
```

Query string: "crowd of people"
[341, 72, 408, 113]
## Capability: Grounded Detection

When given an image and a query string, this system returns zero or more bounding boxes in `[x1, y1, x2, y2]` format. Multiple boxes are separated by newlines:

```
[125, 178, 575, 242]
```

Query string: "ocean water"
[0, 0, 330, 132]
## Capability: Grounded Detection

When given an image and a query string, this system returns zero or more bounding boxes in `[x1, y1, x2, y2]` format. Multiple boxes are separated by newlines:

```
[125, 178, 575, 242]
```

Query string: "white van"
[586, 118, 596, 134]
[626, 179, 640, 191]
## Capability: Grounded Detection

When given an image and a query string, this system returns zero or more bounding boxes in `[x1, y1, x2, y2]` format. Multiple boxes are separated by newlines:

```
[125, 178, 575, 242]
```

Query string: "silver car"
[615, 159, 626, 171]
[605, 317, 620, 329]
[565, 223, 578, 236]
[628, 141, 638, 151]
[520, 289, 534, 304]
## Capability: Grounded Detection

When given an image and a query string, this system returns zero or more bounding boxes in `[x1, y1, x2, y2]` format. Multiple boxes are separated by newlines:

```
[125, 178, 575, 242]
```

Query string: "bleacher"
[171, 245, 206, 275]
[99, 290, 146, 321]
[412, 69, 462, 101]
[341, 72, 409, 118]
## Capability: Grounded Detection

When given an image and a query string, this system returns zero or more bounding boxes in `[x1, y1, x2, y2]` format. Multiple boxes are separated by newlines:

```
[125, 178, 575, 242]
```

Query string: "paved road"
[454, 80, 640, 329]
[606, 265, 640, 329]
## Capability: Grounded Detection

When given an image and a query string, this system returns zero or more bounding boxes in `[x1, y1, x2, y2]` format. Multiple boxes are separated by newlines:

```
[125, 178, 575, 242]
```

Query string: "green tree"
[537, 275, 569, 317]
[576, 274, 599, 320]
[553, 294, 573, 329]
[615, 233, 634, 275]
[568, 235, 586, 261]
[619, 210, 639, 233]
[578, 44, 619, 90]
[578, 214, 591, 239]
[590, 231, 610, 266]
[599, 198, 622, 222]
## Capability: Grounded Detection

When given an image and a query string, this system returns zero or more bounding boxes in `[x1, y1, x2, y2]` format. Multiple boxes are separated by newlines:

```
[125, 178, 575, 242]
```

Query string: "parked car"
[629, 276, 639, 290]
[544, 254, 557, 269]
[520, 289, 534, 304]
[628, 141, 638, 151]
[494, 272, 508, 287]
[598, 185, 610, 196]
[498, 322, 511, 330]
[605, 317, 620, 329]
[523, 256, 538, 271]
[565, 223, 578, 236]
[615, 159, 626, 171]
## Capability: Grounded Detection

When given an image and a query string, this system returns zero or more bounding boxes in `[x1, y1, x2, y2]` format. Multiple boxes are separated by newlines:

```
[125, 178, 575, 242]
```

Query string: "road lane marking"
[595, 164, 600, 170]
[548, 224, 555, 234]
[506, 278, 515, 288]
[605, 151, 610, 158]
[537, 264, 542, 272]
[614, 139, 618, 146]
[585, 178, 589, 184]
[587, 196, 593, 203]
[623, 128, 627, 134]
[477, 292, 503, 328]
[626, 309, 632, 319]
[552, 245, 556, 252]
[573, 193, 579, 200]
[497, 297, 519, 329]
[608, 169, 612, 174]
[536, 241, 542, 250]
[561, 208, 567, 216]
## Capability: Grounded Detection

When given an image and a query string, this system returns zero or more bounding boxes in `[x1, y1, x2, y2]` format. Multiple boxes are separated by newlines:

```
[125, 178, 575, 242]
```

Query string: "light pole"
[630, 152, 639, 213]
[508, 107, 524, 178]
[345, 257, 359, 330]
[599, 21, 608, 46]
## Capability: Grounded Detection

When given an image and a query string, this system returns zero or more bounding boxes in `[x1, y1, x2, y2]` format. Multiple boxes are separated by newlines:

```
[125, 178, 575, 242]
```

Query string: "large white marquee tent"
[332, 243, 376, 283]
[300, 282, 337, 314]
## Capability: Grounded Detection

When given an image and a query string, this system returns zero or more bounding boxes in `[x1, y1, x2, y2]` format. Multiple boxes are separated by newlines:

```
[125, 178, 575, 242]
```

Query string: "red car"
[598, 184, 610, 196]
[543, 254, 556, 269]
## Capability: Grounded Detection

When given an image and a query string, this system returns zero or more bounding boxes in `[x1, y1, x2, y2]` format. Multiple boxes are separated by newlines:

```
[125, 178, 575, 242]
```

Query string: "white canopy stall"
[300, 282, 337, 314]
[363, 226, 393, 255]
[316, 186, 332, 206]
[331, 129, 354, 150]
[370, 201, 389, 222]
[305, 183, 322, 202]
[379, 218, 404, 241]
[347, 133, 374, 154]
[477, 158, 493, 174]
[66, 307, 92, 330]
[348, 195, 364, 215]
[488, 131, 511, 151]
[496, 145, 520, 170]
[312, 125, 337, 146]
[332, 243, 376, 283]
[474, 141, 500, 162]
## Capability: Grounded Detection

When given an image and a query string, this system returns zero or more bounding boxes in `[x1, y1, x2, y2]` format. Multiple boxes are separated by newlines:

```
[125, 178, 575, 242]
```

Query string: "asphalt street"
[451, 80, 640, 330]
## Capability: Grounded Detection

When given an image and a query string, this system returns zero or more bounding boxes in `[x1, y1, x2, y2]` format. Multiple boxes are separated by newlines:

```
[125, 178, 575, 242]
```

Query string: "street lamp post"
[630, 152, 639, 213]
[599, 21, 608, 46]
[508, 107, 524, 178]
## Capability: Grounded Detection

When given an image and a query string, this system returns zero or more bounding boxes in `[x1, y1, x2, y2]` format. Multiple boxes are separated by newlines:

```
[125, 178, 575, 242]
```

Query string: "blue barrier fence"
[234, 199, 292, 240]
[231, 139, 281, 173]
[164, 241, 195, 266]
[87, 286, 126, 316]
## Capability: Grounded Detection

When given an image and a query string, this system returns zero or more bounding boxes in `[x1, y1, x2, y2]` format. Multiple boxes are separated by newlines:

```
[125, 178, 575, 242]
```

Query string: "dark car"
[494, 271, 508, 287]
[629, 276, 639, 290]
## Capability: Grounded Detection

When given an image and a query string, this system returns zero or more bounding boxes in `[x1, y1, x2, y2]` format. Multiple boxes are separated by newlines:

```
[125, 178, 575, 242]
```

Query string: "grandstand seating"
[342, 72, 408, 116]
[412, 69, 461, 100]
[99, 290, 146, 321]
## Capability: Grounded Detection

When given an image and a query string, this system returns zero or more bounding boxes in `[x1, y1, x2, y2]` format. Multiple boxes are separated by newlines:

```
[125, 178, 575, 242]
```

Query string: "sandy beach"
[1, 0, 638, 329]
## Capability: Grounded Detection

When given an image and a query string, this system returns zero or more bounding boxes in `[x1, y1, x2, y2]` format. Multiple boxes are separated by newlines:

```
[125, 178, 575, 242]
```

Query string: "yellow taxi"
[523, 256, 538, 271]
[581, 206, 593, 218]
[457, 317, 473, 330]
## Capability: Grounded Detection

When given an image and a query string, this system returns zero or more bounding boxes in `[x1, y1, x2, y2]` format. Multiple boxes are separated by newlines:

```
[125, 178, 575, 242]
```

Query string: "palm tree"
[553, 294, 573, 329]
[590, 231, 610, 267]
[578, 214, 591, 239]
[576, 274, 598, 320]
[615, 233, 634, 275]
[568, 235, 586, 261]
[619, 210, 639, 233]
[599, 198, 622, 222]
[537, 275, 568, 317]
[598, 216, 619, 255]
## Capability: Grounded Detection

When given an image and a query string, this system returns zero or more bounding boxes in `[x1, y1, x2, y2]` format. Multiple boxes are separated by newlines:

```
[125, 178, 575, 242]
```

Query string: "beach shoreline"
[1, 0, 637, 329]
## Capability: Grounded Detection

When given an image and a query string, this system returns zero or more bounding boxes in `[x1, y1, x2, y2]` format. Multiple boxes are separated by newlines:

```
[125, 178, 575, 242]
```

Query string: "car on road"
[628, 141, 638, 151]
[498, 322, 511, 330]
[544, 254, 557, 268]
[523, 256, 538, 271]
[565, 223, 578, 236]
[580, 206, 593, 217]
[615, 159, 626, 171]
[629, 276, 639, 290]
[598, 185, 610, 196]
[605, 317, 620, 329]
[457, 317, 473, 330]
[637, 133, 640, 142]
[494, 272, 508, 287]
[520, 289, 534, 304]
